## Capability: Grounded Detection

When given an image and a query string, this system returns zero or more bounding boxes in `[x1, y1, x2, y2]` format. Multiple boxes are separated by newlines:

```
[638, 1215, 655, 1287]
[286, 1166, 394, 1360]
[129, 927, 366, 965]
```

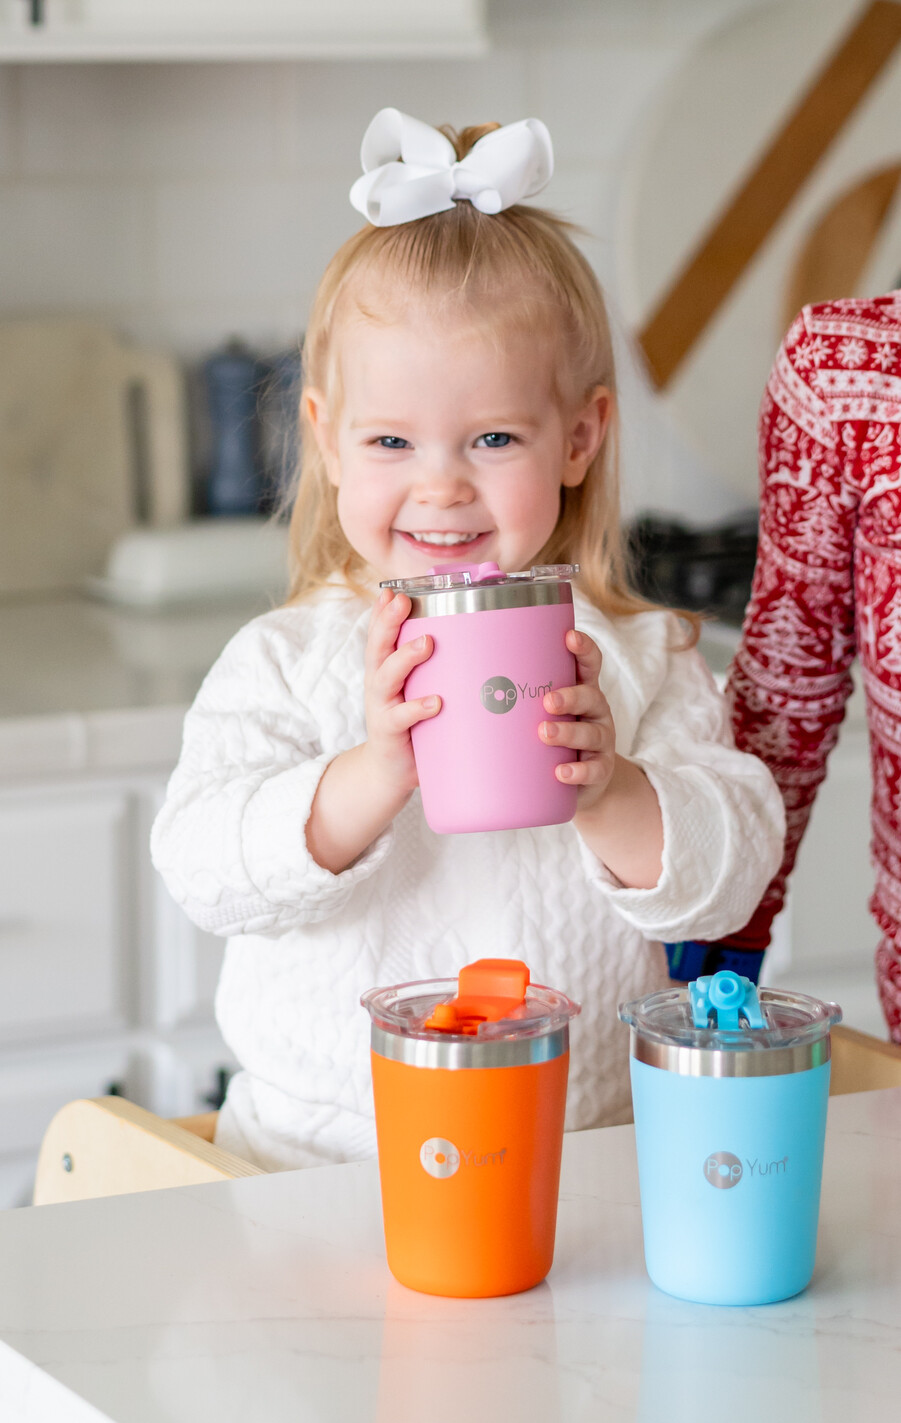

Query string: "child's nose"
[414, 462, 476, 506]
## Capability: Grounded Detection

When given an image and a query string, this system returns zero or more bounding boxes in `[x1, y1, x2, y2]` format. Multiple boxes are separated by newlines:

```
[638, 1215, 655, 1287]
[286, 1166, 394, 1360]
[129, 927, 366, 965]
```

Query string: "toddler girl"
[151, 111, 784, 1171]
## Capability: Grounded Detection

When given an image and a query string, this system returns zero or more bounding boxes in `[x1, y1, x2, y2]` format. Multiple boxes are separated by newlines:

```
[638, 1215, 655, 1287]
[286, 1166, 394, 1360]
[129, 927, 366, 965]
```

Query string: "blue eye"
[377, 436, 410, 449]
[477, 433, 512, 448]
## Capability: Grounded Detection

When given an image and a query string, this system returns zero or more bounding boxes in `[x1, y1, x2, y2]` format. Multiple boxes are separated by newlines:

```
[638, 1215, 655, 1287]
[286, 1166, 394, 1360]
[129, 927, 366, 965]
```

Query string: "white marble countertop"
[0, 594, 261, 779]
[1, 1088, 899, 1423]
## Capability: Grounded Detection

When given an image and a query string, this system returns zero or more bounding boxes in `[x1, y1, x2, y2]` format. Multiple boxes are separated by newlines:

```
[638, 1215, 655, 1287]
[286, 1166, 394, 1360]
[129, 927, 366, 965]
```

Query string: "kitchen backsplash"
[0, 0, 770, 520]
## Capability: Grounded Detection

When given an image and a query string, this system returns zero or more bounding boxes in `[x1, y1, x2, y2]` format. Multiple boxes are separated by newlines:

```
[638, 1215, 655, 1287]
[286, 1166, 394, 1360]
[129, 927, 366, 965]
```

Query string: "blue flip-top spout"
[689, 969, 765, 1031]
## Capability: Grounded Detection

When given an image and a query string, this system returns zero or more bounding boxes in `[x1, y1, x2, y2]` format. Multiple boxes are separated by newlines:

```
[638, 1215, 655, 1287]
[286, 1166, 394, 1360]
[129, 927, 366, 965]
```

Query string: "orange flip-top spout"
[424, 958, 530, 1035]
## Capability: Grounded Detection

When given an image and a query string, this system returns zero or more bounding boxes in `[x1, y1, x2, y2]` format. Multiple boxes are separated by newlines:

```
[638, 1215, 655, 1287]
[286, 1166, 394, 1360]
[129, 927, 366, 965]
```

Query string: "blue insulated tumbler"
[619, 971, 842, 1306]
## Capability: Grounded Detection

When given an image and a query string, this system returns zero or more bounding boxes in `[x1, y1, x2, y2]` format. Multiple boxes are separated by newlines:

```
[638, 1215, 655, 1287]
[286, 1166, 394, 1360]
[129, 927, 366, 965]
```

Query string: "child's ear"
[304, 387, 341, 487]
[562, 386, 611, 488]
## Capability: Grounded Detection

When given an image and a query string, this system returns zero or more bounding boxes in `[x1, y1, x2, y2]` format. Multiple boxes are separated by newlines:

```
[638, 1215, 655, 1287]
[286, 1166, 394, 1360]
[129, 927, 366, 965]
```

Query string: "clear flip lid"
[362, 958, 580, 1043]
[618, 970, 841, 1054]
[380, 561, 579, 597]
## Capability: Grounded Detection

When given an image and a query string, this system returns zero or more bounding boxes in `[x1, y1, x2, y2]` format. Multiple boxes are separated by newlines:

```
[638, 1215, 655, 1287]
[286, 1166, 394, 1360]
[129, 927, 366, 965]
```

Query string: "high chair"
[31, 1024, 901, 1206]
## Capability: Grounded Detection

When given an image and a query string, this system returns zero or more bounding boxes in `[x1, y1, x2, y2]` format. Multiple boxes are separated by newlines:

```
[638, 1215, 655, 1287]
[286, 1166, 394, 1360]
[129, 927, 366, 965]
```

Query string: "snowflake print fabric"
[836, 336, 869, 368]
[726, 291, 901, 1041]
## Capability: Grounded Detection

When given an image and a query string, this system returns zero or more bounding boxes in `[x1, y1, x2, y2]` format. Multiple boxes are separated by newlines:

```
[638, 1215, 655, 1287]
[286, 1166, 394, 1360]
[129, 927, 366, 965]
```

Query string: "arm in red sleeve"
[723, 311, 860, 952]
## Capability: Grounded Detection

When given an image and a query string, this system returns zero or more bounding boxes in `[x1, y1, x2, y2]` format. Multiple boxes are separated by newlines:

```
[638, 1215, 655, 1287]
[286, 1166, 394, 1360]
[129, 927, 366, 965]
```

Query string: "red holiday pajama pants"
[725, 293, 901, 1041]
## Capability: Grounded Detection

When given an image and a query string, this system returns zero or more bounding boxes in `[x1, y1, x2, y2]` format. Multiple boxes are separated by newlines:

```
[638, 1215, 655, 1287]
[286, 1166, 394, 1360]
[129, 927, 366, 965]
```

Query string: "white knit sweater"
[150, 584, 784, 1171]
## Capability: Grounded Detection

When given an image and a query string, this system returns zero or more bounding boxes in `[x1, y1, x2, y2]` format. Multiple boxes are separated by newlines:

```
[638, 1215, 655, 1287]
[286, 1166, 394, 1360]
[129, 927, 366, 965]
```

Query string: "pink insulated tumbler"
[384, 562, 579, 834]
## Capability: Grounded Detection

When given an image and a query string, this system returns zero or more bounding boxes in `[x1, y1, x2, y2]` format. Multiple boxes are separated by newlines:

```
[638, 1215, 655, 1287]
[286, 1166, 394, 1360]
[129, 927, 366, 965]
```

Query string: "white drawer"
[0, 789, 131, 1044]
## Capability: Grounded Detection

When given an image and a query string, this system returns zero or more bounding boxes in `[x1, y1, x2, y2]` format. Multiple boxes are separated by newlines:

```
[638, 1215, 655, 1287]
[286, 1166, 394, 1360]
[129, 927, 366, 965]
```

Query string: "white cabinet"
[0, 767, 235, 1208]
[0, 0, 486, 60]
[0, 788, 132, 1045]
[149, 884, 226, 1030]
[147, 788, 225, 1032]
[0, 593, 252, 1208]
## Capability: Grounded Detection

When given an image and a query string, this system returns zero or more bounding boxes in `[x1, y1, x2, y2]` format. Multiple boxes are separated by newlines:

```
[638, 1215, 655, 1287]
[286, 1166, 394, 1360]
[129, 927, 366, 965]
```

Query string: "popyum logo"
[703, 1151, 743, 1189]
[420, 1137, 460, 1179]
[480, 676, 517, 714]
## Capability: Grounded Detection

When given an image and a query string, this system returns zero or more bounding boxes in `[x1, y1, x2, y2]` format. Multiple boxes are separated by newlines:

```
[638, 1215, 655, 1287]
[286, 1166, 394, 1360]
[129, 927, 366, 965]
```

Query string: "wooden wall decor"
[638, 0, 901, 389]
[781, 163, 901, 331]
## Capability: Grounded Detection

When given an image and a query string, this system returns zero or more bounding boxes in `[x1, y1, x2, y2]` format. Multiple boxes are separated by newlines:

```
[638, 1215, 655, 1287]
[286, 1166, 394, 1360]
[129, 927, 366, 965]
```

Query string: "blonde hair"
[284, 122, 697, 642]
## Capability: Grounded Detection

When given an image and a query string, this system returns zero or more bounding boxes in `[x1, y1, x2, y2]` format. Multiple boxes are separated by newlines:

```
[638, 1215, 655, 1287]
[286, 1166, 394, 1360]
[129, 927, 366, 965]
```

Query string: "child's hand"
[363, 588, 441, 795]
[306, 589, 439, 874]
[539, 629, 615, 815]
[540, 627, 664, 889]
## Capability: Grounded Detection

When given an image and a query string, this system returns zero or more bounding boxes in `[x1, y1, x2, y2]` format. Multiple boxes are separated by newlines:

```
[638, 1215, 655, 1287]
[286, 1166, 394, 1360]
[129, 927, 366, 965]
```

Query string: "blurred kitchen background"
[0, 0, 896, 1204]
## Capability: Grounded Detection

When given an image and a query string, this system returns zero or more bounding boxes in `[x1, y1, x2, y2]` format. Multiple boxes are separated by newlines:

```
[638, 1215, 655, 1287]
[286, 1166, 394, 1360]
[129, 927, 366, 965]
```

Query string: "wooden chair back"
[829, 1024, 901, 1096]
[33, 1097, 261, 1206]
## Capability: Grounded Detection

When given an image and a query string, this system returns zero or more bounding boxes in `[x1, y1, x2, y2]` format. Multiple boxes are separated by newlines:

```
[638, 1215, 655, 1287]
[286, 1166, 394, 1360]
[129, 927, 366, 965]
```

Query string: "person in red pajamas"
[666, 291, 901, 1040]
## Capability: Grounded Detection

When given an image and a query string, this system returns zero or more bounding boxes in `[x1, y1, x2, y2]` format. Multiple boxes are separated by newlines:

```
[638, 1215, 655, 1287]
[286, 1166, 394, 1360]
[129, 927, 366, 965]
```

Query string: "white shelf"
[0, 0, 487, 60]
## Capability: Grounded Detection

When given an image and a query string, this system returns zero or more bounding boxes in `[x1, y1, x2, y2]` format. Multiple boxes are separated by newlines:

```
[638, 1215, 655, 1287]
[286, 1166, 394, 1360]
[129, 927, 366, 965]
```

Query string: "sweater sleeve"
[577, 636, 786, 943]
[720, 311, 859, 951]
[150, 612, 393, 936]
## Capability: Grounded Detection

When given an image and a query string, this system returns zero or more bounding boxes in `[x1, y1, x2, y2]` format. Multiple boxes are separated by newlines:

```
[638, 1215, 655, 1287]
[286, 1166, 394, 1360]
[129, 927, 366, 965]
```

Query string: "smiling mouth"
[398, 531, 489, 548]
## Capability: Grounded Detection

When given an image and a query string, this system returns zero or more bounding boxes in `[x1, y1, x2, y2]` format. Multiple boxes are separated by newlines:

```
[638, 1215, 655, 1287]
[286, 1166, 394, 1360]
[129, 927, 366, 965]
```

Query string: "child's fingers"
[566, 628, 603, 683]
[542, 681, 610, 720]
[540, 717, 610, 753]
[388, 695, 442, 731]
[377, 633, 434, 699]
[555, 754, 613, 786]
[366, 591, 412, 674]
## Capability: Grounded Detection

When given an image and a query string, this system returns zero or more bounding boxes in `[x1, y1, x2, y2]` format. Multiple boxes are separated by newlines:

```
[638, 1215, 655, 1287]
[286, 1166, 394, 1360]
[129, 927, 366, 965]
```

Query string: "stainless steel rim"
[371, 1024, 569, 1068]
[403, 582, 573, 619]
[631, 1029, 832, 1077]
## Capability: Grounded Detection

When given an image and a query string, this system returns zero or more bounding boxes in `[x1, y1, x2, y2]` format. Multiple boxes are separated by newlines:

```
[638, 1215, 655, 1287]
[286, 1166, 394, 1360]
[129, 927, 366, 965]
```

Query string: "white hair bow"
[349, 108, 554, 228]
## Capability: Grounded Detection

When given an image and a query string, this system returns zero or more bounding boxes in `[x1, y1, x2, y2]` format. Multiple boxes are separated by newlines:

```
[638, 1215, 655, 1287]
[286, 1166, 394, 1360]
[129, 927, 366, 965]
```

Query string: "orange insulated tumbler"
[362, 958, 580, 1298]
